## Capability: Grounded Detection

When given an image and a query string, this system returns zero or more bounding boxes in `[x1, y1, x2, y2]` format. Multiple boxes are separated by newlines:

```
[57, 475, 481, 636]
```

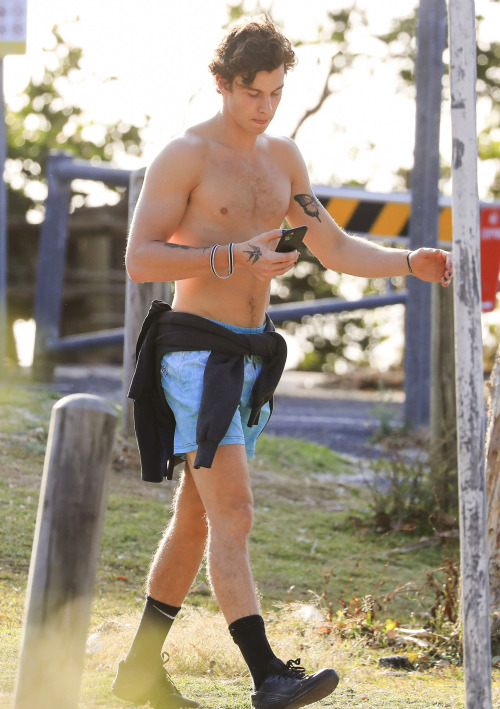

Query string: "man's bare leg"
[186, 444, 259, 624]
[148, 464, 208, 605]
[183, 444, 291, 695]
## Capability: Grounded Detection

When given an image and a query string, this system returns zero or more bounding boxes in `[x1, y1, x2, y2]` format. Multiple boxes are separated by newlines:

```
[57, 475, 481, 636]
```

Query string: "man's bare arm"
[125, 136, 215, 283]
[282, 138, 452, 287]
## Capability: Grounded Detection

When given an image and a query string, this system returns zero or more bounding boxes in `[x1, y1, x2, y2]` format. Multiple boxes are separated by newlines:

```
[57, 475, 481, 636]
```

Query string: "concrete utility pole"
[448, 0, 493, 706]
[404, 0, 447, 427]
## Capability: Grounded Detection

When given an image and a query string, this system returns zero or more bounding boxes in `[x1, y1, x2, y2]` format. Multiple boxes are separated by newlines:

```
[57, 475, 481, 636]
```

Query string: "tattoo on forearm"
[294, 193, 322, 222]
[164, 243, 209, 252]
[243, 245, 262, 264]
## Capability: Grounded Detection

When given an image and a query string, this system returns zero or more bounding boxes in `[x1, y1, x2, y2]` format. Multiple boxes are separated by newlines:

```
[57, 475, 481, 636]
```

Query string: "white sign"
[0, 0, 27, 57]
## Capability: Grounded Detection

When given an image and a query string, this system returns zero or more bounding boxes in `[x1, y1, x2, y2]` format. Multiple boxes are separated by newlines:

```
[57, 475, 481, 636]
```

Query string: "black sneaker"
[251, 658, 339, 709]
[112, 651, 201, 708]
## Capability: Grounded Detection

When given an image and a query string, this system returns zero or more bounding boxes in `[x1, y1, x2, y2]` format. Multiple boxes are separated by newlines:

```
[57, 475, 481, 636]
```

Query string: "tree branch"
[290, 63, 335, 141]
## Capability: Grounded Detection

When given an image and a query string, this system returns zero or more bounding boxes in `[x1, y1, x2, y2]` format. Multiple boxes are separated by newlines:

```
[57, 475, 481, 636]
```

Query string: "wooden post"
[486, 345, 500, 612]
[430, 282, 458, 509]
[14, 394, 117, 709]
[0, 58, 7, 375]
[122, 168, 171, 436]
[404, 0, 447, 427]
[449, 0, 493, 706]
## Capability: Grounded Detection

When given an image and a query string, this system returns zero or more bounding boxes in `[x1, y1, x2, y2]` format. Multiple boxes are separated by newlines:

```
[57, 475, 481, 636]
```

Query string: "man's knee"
[208, 499, 254, 539]
[187, 446, 254, 538]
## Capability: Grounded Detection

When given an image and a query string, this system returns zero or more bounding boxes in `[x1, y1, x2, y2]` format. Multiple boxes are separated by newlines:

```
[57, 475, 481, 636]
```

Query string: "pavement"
[266, 370, 404, 458]
[48, 365, 404, 460]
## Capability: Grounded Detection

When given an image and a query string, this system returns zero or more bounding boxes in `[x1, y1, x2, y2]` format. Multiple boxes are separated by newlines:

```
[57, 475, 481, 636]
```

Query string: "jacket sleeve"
[193, 352, 244, 469]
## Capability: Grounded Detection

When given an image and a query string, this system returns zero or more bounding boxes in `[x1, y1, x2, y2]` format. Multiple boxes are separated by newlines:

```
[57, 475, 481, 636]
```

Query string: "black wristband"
[406, 251, 414, 276]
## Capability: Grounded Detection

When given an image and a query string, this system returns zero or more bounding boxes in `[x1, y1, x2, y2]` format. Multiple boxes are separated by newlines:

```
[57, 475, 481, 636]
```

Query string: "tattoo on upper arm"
[294, 193, 322, 223]
[243, 245, 262, 264]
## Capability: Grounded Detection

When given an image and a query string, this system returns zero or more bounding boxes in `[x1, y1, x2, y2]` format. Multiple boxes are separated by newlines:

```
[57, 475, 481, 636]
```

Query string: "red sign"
[481, 206, 500, 312]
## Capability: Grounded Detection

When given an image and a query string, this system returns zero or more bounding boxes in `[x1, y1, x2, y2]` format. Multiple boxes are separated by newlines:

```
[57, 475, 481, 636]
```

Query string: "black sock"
[126, 596, 181, 663]
[229, 614, 284, 690]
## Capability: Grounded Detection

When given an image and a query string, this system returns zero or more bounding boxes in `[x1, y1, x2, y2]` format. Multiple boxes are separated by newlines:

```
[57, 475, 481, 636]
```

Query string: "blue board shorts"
[160, 318, 272, 459]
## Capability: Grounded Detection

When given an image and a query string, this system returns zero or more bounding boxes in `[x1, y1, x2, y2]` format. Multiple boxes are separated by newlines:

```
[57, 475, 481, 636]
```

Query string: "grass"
[1, 381, 499, 708]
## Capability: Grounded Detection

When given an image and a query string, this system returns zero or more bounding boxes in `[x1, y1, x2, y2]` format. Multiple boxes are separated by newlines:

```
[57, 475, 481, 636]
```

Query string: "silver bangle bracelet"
[210, 242, 234, 279]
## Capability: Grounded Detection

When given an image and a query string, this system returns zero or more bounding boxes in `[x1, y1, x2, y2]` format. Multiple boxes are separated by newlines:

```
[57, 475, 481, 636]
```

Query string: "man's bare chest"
[190, 154, 291, 225]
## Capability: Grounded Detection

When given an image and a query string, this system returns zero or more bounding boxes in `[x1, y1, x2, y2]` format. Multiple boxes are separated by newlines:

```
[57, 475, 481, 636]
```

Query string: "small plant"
[367, 453, 438, 532]
[370, 397, 408, 442]
[316, 568, 397, 647]
[425, 557, 460, 629]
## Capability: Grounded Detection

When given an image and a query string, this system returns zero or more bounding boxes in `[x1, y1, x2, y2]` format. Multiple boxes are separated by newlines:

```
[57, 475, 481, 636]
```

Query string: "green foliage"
[225, 2, 247, 25]
[379, 12, 500, 199]
[5, 25, 147, 222]
[377, 16, 417, 91]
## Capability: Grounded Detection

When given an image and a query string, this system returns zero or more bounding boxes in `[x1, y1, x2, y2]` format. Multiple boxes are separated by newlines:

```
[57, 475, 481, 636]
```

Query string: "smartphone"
[275, 225, 308, 253]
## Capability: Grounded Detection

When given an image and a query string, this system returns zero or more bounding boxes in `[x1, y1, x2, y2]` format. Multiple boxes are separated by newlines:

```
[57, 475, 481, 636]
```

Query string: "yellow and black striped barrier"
[314, 187, 453, 242]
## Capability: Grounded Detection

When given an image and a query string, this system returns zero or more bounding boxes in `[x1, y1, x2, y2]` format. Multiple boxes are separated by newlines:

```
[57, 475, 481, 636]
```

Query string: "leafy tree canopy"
[5, 24, 148, 223]
[379, 11, 500, 198]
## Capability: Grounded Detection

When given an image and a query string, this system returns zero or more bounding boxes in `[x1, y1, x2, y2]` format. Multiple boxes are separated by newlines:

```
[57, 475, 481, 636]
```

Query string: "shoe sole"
[252, 671, 339, 709]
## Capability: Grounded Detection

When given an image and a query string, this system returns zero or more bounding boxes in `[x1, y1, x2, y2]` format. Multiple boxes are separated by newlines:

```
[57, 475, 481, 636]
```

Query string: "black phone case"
[276, 226, 308, 253]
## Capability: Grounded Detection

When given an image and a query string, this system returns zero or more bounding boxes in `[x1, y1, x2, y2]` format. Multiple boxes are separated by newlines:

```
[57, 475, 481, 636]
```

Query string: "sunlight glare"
[13, 318, 36, 367]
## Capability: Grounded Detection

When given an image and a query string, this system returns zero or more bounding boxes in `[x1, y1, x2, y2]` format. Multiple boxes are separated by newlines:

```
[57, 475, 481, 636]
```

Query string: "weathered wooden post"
[448, 0, 493, 706]
[486, 345, 500, 612]
[122, 168, 171, 435]
[430, 283, 457, 508]
[14, 394, 117, 709]
[0, 57, 7, 375]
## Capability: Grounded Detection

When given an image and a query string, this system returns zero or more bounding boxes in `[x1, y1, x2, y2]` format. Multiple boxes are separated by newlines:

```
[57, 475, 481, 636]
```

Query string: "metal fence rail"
[268, 291, 407, 324]
[33, 153, 131, 375]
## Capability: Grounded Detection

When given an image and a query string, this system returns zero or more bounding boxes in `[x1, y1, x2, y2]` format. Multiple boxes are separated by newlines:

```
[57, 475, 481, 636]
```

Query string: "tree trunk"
[486, 344, 500, 612]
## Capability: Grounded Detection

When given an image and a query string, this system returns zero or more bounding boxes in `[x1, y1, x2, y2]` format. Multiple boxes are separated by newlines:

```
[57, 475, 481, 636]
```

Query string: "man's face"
[219, 65, 285, 134]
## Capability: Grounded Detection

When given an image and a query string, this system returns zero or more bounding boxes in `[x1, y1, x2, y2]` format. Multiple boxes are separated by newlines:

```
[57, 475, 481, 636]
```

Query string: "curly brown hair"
[209, 16, 297, 89]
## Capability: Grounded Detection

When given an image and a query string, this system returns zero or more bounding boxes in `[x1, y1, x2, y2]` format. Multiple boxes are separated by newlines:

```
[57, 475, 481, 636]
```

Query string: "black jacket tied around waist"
[128, 300, 288, 482]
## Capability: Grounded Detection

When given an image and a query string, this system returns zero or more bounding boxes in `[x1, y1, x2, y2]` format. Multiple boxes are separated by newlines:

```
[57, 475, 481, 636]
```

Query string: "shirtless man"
[112, 16, 453, 709]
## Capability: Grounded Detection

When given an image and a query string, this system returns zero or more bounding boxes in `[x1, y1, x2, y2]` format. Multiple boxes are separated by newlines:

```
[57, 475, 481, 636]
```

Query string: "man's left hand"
[409, 248, 453, 287]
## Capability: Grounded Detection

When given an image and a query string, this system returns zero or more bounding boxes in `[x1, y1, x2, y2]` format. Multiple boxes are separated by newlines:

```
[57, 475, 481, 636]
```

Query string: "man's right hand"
[235, 230, 299, 282]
